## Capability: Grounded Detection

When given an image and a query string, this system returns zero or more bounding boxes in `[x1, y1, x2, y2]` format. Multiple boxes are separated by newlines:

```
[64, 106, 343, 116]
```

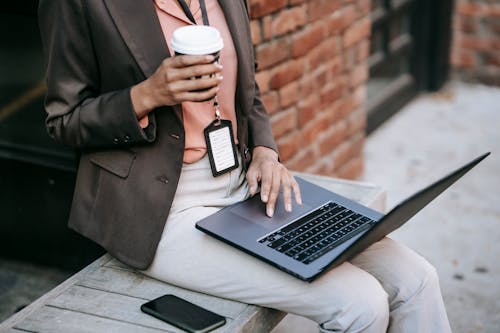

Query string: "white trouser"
[143, 155, 452, 333]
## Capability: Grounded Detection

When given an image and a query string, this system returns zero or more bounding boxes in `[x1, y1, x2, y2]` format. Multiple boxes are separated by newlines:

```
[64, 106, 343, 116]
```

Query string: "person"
[38, 0, 452, 332]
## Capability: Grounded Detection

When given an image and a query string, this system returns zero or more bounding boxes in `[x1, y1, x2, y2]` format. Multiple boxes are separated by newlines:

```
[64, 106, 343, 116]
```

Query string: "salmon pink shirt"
[151, 0, 239, 163]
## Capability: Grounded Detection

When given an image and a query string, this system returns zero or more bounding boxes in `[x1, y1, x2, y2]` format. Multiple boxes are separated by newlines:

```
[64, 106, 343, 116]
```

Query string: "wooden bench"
[0, 174, 385, 333]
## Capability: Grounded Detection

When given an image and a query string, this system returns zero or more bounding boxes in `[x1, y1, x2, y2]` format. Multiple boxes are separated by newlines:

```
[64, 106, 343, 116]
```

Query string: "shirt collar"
[153, 0, 202, 25]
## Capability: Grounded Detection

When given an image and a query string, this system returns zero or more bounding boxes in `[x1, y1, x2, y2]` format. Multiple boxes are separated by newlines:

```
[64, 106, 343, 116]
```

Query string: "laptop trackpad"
[230, 196, 312, 231]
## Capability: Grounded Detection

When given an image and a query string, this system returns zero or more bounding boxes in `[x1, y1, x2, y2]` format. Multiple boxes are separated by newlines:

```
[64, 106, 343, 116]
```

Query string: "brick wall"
[451, 1, 500, 86]
[248, 0, 371, 179]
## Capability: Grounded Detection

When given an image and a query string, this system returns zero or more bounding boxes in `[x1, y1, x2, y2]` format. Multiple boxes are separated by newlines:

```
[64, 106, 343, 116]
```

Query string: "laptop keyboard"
[258, 202, 375, 264]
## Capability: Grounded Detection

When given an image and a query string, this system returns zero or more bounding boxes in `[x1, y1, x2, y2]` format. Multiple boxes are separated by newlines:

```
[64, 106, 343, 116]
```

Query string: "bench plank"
[46, 285, 221, 332]
[77, 265, 247, 319]
[15, 306, 171, 333]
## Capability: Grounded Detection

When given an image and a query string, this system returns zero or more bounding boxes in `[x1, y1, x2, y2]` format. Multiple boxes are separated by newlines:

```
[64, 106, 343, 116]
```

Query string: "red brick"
[297, 95, 320, 126]
[337, 5, 358, 32]
[320, 81, 344, 107]
[250, 19, 261, 45]
[286, 148, 316, 172]
[262, 15, 273, 41]
[298, 74, 318, 100]
[357, 39, 371, 62]
[325, 57, 343, 81]
[460, 35, 500, 51]
[255, 38, 290, 70]
[279, 81, 300, 108]
[336, 96, 355, 120]
[332, 134, 364, 171]
[326, 11, 345, 34]
[250, 0, 287, 19]
[342, 45, 358, 71]
[343, 17, 371, 48]
[269, 5, 308, 38]
[451, 49, 477, 68]
[291, 23, 326, 58]
[290, 0, 308, 5]
[458, 15, 478, 34]
[352, 85, 367, 109]
[310, 0, 342, 22]
[307, 37, 340, 70]
[255, 70, 271, 93]
[318, 121, 348, 155]
[456, 3, 484, 17]
[482, 52, 500, 67]
[349, 63, 369, 88]
[261, 91, 280, 115]
[277, 131, 302, 161]
[356, 0, 371, 17]
[271, 107, 298, 138]
[302, 113, 331, 145]
[270, 58, 305, 89]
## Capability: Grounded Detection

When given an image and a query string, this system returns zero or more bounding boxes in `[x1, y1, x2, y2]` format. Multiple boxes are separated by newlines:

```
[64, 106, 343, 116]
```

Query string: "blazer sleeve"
[248, 81, 278, 154]
[38, 0, 156, 149]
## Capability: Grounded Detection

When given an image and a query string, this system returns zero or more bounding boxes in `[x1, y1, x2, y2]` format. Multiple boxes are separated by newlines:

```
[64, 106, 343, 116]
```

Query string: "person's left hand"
[246, 146, 302, 217]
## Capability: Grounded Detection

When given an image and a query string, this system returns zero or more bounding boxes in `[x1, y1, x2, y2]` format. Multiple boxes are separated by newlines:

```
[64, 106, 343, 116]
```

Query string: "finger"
[174, 86, 220, 103]
[169, 54, 216, 68]
[281, 173, 293, 213]
[260, 162, 273, 204]
[169, 75, 222, 94]
[170, 63, 222, 81]
[266, 166, 282, 217]
[291, 176, 302, 205]
[245, 166, 260, 196]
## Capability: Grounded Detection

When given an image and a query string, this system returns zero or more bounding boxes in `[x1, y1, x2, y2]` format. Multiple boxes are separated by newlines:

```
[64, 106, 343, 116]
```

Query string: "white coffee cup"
[171, 25, 224, 60]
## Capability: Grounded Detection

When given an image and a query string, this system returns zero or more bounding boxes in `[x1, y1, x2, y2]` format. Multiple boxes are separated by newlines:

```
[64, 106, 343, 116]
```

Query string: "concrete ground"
[272, 81, 500, 333]
[1, 82, 499, 332]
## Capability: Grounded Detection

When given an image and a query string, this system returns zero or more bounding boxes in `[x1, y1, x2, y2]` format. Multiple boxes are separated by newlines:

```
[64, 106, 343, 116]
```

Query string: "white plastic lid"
[171, 25, 224, 55]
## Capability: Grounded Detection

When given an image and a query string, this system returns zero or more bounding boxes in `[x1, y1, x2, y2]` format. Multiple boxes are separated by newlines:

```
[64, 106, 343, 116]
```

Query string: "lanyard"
[177, 0, 209, 26]
[177, 0, 220, 122]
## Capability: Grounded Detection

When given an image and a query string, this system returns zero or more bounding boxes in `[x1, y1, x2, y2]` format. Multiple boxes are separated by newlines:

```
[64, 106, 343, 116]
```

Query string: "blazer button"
[170, 133, 181, 140]
[244, 147, 250, 158]
[124, 135, 131, 142]
[156, 175, 169, 184]
[113, 138, 119, 144]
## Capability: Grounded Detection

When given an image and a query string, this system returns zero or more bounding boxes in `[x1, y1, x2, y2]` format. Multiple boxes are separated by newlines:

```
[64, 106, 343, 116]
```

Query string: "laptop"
[196, 153, 490, 282]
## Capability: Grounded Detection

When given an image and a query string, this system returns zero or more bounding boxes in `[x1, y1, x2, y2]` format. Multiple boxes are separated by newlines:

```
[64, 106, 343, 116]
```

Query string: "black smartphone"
[140, 294, 226, 333]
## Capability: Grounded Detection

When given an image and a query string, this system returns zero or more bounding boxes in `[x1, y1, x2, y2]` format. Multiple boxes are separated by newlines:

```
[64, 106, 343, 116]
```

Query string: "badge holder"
[203, 97, 239, 177]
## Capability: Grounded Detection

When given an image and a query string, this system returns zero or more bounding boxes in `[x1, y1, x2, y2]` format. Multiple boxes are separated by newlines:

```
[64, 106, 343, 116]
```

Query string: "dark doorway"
[0, 3, 104, 270]
[366, 0, 454, 133]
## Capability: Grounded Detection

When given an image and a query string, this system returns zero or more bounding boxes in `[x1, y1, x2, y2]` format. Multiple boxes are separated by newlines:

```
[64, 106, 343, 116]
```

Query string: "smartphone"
[140, 294, 226, 333]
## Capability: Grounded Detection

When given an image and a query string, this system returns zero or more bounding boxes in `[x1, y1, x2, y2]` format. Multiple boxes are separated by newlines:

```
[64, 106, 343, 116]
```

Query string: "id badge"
[204, 119, 239, 177]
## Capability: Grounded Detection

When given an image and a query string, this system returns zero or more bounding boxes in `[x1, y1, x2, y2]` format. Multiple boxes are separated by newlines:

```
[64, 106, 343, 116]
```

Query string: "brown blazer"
[38, 0, 277, 269]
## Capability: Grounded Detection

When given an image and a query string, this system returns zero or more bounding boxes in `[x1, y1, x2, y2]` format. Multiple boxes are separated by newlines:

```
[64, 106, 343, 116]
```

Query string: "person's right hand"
[131, 55, 222, 119]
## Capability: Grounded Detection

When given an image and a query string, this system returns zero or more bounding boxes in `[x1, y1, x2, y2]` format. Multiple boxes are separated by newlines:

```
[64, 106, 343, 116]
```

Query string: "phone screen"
[141, 294, 226, 333]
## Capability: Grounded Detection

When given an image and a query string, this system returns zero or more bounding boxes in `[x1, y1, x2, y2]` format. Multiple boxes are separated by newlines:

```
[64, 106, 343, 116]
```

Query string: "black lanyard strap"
[177, 0, 209, 26]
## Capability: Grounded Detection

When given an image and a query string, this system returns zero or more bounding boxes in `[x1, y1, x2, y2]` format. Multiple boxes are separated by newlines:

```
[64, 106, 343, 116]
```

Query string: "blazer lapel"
[103, 0, 170, 78]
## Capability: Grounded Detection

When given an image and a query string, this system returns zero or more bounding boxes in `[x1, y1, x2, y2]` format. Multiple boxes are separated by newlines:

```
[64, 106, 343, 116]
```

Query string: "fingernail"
[261, 194, 268, 202]
[249, 186, 256, 195]
[286, 203, 292, 212]
[267, 207, 274, 217]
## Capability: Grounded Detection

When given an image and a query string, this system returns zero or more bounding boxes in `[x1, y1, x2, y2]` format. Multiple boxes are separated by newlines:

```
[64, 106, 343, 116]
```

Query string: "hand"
[131, 55, 222, 119]
[246, 146, 302, 217]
